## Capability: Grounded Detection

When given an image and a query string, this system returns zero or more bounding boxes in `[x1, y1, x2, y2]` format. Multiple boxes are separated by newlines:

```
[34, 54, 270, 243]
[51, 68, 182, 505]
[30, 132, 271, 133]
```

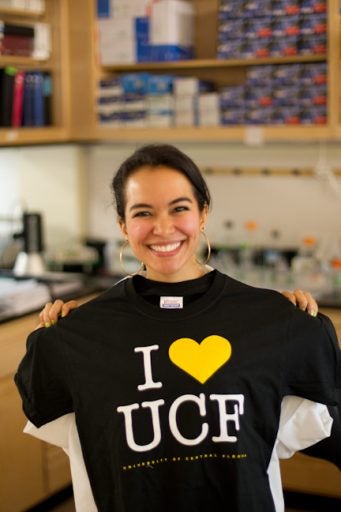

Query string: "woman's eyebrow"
[129, 197, 193, 212]
[129, 203, 152, 212]
[169, 197, 193, 205]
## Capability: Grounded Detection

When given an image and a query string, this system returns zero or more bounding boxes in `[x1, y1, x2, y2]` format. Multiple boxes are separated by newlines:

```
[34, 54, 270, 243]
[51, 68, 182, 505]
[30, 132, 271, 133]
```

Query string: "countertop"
[0, 271, 123, 324]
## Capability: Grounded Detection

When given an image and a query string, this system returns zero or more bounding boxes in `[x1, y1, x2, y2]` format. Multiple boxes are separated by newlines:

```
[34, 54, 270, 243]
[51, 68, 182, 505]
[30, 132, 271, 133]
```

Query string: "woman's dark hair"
[112, 144, 211, 220]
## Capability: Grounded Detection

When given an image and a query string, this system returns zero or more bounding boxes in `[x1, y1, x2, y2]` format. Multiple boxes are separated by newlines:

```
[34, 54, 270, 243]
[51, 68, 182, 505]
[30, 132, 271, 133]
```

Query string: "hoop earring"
[119, 240, 144, 276]
[197, 229, 211, 266]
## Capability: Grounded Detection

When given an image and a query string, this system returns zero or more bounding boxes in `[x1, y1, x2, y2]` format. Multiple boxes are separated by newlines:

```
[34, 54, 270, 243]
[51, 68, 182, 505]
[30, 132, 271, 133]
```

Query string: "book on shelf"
[32, 22, 51, 60]
[0, 66, 52, 127]
[0, 20, 50, 59]
[0, 65, 16, 126]
[0, 20, 34, 56]
[1, 33, 34, 56]
[11, 68, 24, 126]
[42, 70, 51, 124]
[23, 70, 51, 126]
[22, 70, 33, 125]
[32, 69, 43, 125]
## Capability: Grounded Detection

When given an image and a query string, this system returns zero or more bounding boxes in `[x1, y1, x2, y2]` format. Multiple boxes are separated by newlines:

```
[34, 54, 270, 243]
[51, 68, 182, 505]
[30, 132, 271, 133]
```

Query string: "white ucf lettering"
[169, 393, 209, 446]
[134, 345, 162, 391]
[210, 394, 244, 442]
[116, 345, 245, 453]
[117, 399, 165, 452]
[117, 394, 244, 453]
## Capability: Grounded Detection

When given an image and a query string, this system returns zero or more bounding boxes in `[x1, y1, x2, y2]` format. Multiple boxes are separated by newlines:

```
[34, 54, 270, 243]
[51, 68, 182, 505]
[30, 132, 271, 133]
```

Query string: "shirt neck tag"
[160, 296, 183, 309]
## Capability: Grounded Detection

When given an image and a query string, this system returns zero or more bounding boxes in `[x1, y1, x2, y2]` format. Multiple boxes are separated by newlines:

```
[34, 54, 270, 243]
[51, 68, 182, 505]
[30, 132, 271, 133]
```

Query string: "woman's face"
[119, 166, 208, 282]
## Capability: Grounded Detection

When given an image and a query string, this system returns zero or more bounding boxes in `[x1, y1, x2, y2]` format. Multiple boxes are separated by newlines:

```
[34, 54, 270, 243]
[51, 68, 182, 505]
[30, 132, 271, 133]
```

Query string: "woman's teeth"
[150, 242, 181, 252]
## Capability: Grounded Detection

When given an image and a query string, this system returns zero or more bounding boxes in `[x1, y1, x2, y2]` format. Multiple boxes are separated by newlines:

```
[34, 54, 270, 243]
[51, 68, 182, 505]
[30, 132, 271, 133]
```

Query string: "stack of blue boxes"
[97, 0, 328, 127]
[97, 62, 327, 127]
[217, 0, 327, 59]
[97, 73, 175, 128]
[220, 62, 327, 125]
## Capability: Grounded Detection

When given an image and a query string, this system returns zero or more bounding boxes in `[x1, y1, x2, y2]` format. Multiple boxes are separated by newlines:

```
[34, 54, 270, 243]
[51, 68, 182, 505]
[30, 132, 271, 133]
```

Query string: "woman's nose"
[152, 214, 175, 235]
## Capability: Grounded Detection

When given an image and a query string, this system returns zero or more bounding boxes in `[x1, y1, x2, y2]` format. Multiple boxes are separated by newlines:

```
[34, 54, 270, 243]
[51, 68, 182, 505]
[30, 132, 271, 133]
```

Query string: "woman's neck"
[141, 263, 210, 283]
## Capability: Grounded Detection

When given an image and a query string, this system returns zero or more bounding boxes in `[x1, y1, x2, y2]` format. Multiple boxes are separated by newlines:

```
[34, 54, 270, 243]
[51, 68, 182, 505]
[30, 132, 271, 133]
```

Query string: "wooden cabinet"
[0, 375, 45, 512]
[0, 313, 71, 512]
[0, 0, 71, 145]
[84, 0, 341, 143]
[0, 0, 341, 145]
[0, 293, 97, 512]
[280, 307, 341, 499]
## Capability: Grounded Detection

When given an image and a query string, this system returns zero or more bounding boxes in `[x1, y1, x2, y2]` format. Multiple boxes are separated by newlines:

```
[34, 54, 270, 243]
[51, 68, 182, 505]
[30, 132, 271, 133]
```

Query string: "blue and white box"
[146, 74, 174, 95]
[198, 93, 220, 126]
[173, 77, 214, 96]
[98, 18, 135, 64]
[120, 72, 150, 94]
[147, 94, 174, 127]
[135, 17, 153, 63]
[150, 0, 194, 61]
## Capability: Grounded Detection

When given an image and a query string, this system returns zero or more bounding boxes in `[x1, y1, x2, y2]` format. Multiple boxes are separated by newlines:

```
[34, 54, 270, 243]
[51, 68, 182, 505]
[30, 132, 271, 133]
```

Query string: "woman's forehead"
[125, 166, 193, 196]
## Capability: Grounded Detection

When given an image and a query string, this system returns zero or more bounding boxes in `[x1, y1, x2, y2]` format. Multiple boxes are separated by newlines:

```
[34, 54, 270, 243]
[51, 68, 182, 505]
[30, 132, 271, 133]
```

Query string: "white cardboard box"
[151, 0, 194, 46]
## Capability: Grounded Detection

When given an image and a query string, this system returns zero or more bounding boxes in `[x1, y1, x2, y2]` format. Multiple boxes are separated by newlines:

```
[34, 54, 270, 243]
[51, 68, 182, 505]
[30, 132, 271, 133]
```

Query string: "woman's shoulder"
[219, 270, 286, 301]
[78, 276, 130, 306]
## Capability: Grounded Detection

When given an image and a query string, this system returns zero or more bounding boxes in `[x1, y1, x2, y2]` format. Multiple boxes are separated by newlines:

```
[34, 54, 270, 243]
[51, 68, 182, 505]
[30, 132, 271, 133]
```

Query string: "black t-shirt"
[15, 270, 341, 512]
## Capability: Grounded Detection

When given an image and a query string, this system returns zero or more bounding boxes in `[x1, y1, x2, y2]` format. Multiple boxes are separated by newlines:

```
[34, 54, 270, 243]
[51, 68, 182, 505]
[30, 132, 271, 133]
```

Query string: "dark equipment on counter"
[13, 212, 46, 276]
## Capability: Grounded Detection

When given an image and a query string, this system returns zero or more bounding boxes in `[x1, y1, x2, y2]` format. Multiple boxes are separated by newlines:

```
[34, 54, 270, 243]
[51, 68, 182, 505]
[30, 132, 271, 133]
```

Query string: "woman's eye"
[133, 211, 151, 218]
[173, 206, 189, 213]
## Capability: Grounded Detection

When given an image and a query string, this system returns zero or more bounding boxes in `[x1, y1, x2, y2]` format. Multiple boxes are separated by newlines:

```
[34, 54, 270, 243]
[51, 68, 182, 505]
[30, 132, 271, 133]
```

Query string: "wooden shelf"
[0, 55, 51, 68]
[93, 124, 333, 143]
[0, 0, 340, 146]
[90, 0, 339, 144]
[0, 0, 71, 146]
[0, 126, 68, 145]
[0, 7, 44, 19]
[102, 54, 327, 73]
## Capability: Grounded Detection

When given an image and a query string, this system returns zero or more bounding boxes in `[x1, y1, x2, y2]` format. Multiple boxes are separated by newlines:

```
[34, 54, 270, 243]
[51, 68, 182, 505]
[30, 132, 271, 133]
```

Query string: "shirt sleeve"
[282, 310, 341, 406]
[14, 326, 73, 427]
[301, 394, 341, 470]
[276, 396, 332, 459]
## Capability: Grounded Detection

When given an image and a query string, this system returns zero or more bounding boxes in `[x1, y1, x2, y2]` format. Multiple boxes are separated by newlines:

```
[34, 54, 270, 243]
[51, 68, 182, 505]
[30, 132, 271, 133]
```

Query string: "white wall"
[84, 141, 341, 253]
[0, 144, 86, 249]
[0, 149, 21, 237]
[1, 141, 341, 263]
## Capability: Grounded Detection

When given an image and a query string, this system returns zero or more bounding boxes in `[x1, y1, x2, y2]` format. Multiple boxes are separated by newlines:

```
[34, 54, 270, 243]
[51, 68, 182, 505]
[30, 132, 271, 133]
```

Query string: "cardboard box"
[150, 0, 194, 47]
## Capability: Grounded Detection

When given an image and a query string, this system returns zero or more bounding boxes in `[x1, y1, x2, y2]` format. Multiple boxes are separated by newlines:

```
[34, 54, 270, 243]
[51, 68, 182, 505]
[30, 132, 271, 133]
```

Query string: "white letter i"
[135, 345, 162, 391]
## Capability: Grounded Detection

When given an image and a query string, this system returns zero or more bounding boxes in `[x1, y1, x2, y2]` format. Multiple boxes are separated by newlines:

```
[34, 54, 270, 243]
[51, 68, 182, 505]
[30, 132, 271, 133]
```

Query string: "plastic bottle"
[238, 220, 259, 285]
[291, 236, 325, 292]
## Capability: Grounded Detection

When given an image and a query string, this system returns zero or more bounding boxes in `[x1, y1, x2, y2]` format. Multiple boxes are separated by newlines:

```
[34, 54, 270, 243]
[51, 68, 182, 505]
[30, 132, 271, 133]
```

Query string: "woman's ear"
[118, 217, 128, 238]
[200, 204, 209, 230]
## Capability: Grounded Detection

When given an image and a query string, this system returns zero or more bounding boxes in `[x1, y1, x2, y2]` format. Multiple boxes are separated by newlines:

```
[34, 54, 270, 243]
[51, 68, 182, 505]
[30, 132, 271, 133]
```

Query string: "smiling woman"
[119, 166, 208, 282]
[113, 143, 211, 282]
[14, 144, 341, 512]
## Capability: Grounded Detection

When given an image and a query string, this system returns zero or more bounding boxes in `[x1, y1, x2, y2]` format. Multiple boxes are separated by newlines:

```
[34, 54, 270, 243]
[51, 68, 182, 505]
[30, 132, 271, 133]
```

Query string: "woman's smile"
[148, 241, 184, 254]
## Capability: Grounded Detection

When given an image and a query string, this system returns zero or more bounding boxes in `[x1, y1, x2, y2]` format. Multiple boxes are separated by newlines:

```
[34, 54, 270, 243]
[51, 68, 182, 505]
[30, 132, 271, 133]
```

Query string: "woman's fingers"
[61, 300, 78, 318]
[282, 289, 318, 317]
[35, 299, 78, 330]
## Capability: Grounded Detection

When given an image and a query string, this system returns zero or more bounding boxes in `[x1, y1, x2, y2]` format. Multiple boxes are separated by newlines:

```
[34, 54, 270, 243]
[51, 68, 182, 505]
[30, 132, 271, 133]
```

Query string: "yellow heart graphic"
[169, 335, 232, 384]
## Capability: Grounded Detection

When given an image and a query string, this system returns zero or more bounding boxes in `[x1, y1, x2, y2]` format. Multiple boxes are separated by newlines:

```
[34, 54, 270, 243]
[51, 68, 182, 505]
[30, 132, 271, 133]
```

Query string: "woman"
[15, 144, 340, 512]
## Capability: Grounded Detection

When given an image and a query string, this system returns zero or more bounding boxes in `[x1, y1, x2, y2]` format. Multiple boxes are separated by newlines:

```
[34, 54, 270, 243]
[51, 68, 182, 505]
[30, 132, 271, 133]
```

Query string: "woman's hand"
[35, 299, 78, 330]
[281, 289, 318, 317]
